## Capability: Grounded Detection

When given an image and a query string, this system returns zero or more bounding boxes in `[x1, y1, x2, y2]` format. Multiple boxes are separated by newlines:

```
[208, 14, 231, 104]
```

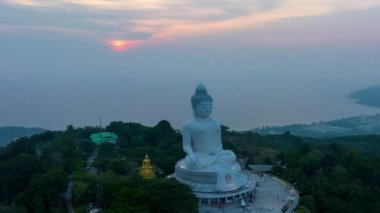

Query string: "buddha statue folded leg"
[214, 150, 236, 165]
[185, 153, 215, 170]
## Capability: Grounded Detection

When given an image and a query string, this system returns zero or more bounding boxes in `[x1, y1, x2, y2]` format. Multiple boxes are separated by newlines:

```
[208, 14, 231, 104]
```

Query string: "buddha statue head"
[191, 83, 213, 119]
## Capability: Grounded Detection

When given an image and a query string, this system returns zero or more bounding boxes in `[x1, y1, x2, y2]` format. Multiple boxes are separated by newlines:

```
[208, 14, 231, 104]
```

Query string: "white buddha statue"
[182, 83, 237, 170]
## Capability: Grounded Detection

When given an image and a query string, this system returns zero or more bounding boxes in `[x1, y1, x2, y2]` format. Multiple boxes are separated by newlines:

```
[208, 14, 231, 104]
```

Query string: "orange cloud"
[3, 0, 380, 49]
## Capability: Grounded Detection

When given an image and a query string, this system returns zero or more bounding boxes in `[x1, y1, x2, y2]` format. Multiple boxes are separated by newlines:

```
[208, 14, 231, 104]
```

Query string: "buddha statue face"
[191, 83, 213, 119]
[194, 101, 213, 119]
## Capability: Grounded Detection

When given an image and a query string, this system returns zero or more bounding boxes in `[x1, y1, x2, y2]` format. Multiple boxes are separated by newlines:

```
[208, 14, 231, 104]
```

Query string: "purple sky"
[1, 1, 380, 130]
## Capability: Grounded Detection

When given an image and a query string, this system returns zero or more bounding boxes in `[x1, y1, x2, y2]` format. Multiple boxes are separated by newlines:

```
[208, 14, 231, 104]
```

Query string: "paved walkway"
[198, 172, 299, 213]
[61, 181, 74, 213]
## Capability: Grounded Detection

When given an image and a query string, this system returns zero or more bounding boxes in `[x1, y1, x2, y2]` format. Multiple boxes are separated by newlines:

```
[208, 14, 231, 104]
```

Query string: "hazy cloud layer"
[2, 0, 380, 49]
[1, 0, 380, 130]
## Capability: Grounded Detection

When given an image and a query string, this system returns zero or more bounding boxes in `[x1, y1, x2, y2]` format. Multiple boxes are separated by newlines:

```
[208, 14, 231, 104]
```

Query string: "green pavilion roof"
[90, 132, 118, 144]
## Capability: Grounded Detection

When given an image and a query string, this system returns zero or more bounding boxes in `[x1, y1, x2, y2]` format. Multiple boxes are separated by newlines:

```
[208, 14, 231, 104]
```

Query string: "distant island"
[0, 127, 46, 147]
[255, 114, 380, 138]
[349, 84, 380, 108]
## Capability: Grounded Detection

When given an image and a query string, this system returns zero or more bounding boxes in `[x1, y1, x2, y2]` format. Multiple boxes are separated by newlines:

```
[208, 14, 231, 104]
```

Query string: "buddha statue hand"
[187, 153, 197, 166]
[189, 153, 197, 161]
[185, 152, 218, 170]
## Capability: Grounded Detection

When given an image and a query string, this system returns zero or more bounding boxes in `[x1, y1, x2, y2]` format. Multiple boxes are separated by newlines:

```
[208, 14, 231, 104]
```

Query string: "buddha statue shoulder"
[182, 83, 236, 170]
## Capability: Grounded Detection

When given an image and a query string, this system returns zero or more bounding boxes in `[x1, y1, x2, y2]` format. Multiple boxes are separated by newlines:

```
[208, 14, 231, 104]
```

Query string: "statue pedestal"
[174, 159, 256, 205]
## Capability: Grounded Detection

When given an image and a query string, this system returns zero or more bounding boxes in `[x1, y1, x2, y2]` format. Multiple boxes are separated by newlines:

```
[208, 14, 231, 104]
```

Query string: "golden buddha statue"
[140, 154, 156, 179]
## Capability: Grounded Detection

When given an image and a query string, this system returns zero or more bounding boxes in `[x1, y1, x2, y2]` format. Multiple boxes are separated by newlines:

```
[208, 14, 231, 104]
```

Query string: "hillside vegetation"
[0, 122, 379, 212]
[223, 129, 380, 212]
[0, 121, 196, 213]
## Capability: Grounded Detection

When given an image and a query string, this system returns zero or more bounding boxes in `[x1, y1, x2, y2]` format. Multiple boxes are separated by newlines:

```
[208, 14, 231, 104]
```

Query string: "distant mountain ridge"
[255, 114, 380, 138]
[0, 126, 46, 147]
[349, 85, 380, 108]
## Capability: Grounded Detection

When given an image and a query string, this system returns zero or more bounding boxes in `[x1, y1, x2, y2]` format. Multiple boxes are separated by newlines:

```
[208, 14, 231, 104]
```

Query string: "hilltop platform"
[198, 172, 299, 213]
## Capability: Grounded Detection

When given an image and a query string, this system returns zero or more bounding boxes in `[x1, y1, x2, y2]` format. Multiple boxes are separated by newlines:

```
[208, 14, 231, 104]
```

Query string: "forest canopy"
[0, 120, 379, 212]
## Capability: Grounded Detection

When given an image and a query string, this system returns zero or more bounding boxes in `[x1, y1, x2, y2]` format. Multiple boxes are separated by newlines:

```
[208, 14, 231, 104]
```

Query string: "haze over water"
[1, 1, 380, 130]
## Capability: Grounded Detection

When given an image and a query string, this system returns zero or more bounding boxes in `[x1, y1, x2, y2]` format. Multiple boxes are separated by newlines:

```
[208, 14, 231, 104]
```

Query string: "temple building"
[90, 132, 118, 144]
[140, 154, 156, 179]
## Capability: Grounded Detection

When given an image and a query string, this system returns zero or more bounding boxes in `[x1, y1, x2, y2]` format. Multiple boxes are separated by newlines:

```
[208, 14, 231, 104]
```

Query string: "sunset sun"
[107, 39, 143, 52]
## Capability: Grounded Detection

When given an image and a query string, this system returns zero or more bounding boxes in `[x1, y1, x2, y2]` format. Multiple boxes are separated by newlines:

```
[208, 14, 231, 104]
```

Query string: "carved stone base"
[175, 158, 254, 190]
[173, 160, 256, 205]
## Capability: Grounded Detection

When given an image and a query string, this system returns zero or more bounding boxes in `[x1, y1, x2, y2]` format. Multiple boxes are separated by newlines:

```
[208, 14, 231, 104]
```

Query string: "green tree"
[78, 140, 96, 155]
[107, 178, 197, 213]
[15, 169, 68, 212]
[0, 154, 46, 201]
[0, 204, 28, 213]
[98, 142, 116, 158]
